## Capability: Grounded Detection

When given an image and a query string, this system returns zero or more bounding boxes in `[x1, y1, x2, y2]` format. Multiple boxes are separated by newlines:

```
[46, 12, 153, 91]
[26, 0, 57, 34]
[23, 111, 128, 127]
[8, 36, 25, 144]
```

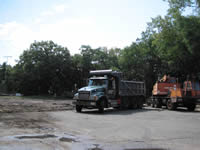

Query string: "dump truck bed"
[119, 80, 145, 97]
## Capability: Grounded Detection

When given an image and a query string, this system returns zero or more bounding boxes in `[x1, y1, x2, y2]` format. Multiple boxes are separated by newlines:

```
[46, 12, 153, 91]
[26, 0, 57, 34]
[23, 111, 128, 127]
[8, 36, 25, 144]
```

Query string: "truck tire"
[76, 105, 82, 113]
[187, 104, 196, 111]
[151, 99, 155, 108]
[98, 100, 105, 113]
[137, 99, 143, 109]
[128, 99, 134, 109]
[167, 99, 176, 110]
[155, 99, 162, 108]
[119, 98, 126, 110]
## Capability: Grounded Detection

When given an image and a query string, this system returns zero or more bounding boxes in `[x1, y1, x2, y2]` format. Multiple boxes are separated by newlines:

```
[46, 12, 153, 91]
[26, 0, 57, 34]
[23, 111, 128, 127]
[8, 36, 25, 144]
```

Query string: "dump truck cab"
[73, 70, 121, 112]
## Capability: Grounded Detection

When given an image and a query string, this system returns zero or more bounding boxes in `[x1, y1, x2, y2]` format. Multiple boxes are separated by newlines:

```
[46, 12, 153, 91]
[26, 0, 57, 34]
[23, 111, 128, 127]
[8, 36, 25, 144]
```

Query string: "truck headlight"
[73, 93, 79, 99]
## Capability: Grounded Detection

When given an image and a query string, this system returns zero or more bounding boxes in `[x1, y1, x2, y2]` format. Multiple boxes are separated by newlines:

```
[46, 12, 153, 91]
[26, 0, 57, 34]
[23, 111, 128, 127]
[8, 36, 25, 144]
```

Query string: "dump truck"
[150, 75, 200, 111]
[73, 70, 146, 113]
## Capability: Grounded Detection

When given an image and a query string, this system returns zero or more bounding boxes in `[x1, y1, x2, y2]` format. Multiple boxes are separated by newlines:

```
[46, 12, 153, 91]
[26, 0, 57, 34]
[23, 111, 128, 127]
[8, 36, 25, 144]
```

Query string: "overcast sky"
[0, 0, 169, 65]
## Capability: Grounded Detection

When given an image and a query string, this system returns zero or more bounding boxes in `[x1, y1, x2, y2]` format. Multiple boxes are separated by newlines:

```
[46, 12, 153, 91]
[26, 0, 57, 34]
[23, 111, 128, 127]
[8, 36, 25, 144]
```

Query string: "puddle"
[16, 134, 57, 139]
[0, 133, 167, 150]
[124, 149, 166, 150]
[88, 144, 103, 150]
[88, 148, 103, 150]
[59, 137, 77, 142]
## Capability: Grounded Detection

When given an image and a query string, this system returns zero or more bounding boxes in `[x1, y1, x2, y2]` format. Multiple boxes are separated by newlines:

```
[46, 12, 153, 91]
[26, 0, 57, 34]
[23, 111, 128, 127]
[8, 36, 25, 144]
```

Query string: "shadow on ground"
[80, 107, 163, 115]
[79, 105, 200, 115]
[173, 107, 200, 113]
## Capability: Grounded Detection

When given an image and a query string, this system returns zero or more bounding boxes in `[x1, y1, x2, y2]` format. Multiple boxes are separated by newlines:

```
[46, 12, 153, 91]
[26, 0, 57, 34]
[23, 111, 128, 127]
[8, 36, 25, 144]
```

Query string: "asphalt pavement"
[0, 106, 200, 150]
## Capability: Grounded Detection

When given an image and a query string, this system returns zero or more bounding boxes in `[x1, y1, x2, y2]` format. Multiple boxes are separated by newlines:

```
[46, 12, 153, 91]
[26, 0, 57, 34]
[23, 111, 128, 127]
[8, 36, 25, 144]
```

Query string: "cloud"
[37, 17, 96, 53]
[34, 18, 42, 24]
[41, 11, 55, 17]
[0, 17, 96, 64]
[0, 22, 19, 39]
[41, 4, 67, 17]
[0, 15, 131, 65]
[0, 21, 36, 65]
[54, 4, 67, 13]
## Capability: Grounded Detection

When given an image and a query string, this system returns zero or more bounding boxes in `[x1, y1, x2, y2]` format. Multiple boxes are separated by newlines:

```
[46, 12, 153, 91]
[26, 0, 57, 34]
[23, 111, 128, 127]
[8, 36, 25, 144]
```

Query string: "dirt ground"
[0, 96, 74, 113]
[0, 96, 75, 150]
[0, 97, 200, 150]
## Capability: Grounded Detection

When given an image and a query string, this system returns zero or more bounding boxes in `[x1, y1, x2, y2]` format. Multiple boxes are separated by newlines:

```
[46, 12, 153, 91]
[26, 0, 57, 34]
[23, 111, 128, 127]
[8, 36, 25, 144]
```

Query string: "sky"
[0, 0, 169, 65]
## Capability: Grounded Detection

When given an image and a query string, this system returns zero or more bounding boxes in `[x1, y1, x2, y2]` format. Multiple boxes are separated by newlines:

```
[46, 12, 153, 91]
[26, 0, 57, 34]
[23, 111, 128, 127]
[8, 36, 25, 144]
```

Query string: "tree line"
[0, 0, 200, 96]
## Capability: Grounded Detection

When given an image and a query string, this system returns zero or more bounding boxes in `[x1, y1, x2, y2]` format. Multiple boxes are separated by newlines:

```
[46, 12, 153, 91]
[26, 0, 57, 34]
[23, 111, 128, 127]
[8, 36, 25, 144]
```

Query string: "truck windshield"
[88, 79, 107, 87]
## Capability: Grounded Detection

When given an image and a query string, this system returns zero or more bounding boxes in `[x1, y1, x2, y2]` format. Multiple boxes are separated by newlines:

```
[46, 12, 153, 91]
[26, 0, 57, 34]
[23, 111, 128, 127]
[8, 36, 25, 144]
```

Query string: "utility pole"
[3, 56, 12, 64]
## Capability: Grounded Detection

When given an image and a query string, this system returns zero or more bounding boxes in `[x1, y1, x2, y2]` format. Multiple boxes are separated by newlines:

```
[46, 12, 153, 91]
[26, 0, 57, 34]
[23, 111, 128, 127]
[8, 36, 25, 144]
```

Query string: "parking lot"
[0, 97, 200, 150]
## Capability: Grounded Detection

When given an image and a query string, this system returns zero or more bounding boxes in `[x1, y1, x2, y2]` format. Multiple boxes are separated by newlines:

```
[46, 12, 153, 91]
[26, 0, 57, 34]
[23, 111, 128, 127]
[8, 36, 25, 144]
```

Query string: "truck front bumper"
[75, 100, 97, 108]
[171, 97, 197, 106]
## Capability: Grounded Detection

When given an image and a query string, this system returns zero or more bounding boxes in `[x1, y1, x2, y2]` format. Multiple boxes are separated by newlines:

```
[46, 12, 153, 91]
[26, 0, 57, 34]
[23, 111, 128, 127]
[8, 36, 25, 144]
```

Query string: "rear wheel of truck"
[187, 103, 196, 111]
[167, 99, 176, 110]
[76, 105, 82, 113]
[137, 98, 143, 109]
[119, 98, 126, 110]
[151, 99, 155, 108]
[128, 99, 134, 109]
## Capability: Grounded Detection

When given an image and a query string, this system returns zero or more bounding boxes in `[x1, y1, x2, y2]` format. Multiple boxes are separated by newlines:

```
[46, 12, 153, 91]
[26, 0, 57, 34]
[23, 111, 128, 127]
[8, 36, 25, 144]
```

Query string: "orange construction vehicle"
[150, 75, 200, 111]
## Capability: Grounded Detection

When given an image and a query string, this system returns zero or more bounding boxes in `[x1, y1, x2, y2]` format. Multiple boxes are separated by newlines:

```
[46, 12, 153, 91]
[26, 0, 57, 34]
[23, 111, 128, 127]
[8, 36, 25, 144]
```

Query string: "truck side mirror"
[86, 79, 89, 85]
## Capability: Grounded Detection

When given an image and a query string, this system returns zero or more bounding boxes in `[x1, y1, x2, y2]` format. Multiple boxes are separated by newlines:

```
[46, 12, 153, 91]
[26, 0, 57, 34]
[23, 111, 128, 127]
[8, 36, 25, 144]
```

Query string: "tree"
[165, 0, 200, 15]
[16, 41, 72, 95]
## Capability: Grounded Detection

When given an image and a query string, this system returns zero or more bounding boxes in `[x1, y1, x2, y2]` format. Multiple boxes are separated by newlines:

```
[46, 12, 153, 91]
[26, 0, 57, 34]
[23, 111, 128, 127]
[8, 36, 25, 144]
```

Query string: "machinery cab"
[152, 75, 180, 96]
[183, 80, 200, 98]
[183, 81, 192, 97]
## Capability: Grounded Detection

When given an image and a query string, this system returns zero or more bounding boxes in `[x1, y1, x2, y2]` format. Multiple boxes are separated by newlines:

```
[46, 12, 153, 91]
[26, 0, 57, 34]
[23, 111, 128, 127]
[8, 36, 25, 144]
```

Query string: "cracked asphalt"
[49, 107, 200, 150]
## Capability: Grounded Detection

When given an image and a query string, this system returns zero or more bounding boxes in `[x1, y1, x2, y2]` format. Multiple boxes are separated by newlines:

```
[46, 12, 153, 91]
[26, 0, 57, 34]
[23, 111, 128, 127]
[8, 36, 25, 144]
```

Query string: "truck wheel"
[155, 99, 162, 108]
[167, 99, 176, 110]
[187, 104, 196, 111]
[151, 99, 155, 108]
[137, 100, 143, 109]
[128, 100, 133, 109]
[119, 98, 125, 110]
[76, 105, 82, 113]
[98, 100, 105, 113]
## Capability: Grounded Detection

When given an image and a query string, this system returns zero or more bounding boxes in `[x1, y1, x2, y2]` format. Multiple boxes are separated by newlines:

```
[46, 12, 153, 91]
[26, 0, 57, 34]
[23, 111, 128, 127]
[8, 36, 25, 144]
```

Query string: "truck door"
[184, 81, 192, 96]
[108, 77, 117, 99]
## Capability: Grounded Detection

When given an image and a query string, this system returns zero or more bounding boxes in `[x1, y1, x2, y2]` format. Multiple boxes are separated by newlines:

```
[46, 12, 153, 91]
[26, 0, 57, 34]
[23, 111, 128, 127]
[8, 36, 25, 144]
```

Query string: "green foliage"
[11, 41, 73, 95]
[119, 43, 145, 80]
[165, 0, 200, 15]
[0, 63, 14, 93]
[78, 45, 121, 78]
